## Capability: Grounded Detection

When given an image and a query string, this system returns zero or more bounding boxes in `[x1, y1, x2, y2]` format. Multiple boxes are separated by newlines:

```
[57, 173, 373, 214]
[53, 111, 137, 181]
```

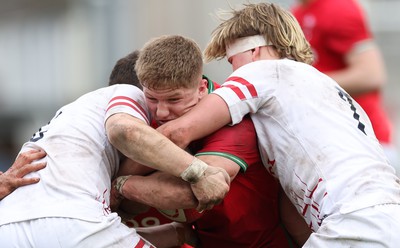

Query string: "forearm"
[158, 93, 231, 148]
[121, 171, 198, 209]
[136, 224, 179, 248]
[135, 222, 186, 248]
[136, 222, 198, 248]
[107, 113, 231, 212]
[116, 158, 155, 177]
[106, 113, 193, 177]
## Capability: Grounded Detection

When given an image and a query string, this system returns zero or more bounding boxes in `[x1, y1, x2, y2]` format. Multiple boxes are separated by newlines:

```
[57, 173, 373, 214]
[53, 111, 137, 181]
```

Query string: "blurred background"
[0, 0, 399, 171]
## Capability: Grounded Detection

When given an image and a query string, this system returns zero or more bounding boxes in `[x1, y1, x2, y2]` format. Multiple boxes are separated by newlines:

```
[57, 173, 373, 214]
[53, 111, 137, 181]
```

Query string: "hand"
[110, 175, 131, 212]
[0, 150, 47, 200]
[171, 222, 200, 247]
[191, 166, 230, 212]
[157, 123, 190, 149]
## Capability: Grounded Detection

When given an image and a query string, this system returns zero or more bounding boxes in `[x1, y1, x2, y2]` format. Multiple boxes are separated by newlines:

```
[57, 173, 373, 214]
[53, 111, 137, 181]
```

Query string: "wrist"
[180, 157, 208, 184]
[114, 175, 131, 198]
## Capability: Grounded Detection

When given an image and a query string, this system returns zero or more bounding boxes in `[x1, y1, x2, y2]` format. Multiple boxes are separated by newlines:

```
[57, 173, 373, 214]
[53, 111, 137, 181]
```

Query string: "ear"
[198, 78, 208, 99]
[251, 47, 261, 61]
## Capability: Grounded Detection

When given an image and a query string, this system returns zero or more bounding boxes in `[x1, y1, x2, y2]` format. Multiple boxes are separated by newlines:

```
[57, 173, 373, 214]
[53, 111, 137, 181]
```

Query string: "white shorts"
[0, 213, 155, 248]
[304, 203, 400, 247]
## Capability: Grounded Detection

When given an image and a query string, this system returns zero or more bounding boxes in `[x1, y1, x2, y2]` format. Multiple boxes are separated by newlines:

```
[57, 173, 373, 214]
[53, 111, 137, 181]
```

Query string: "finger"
[15, 162, 47, 178]
[12, 177, 41, 187]
[27, 150, 46, 160]
[13, 150, 46, 169]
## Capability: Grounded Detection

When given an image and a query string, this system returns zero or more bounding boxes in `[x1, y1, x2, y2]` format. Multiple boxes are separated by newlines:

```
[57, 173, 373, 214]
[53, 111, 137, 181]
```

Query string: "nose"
[155, 102, 170, 119]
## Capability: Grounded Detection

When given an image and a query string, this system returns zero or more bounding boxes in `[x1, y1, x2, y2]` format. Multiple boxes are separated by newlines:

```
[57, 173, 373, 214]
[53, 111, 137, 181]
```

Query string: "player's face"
[227, 50, 253, 71]
[144, 85, 203, 126]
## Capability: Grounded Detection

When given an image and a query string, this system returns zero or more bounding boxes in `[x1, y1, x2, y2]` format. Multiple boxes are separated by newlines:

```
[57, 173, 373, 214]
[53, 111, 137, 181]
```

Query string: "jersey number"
[30, 111, 63, 142]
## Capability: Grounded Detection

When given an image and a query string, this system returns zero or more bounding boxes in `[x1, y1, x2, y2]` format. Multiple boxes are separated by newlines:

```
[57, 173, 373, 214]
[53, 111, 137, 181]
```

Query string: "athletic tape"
[180, 157, 208, 184]
[226, 34, 271, 59]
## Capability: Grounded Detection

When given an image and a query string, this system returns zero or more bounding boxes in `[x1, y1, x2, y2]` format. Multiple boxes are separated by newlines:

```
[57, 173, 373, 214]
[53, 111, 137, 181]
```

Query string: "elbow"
[107, 122, 128, 149]
[106, 114, 141, 152]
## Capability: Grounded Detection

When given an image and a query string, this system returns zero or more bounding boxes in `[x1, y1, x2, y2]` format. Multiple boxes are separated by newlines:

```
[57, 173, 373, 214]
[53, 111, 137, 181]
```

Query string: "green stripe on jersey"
[195, 152, 248, 172]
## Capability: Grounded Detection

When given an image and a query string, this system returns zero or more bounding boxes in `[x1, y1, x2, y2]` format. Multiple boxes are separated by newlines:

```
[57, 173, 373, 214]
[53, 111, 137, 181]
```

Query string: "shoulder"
[108, 84, 143, 94]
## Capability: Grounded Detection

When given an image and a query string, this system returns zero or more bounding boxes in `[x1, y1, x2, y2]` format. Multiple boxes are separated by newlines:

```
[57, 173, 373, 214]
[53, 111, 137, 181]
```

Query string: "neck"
[259, 46, 280, 60]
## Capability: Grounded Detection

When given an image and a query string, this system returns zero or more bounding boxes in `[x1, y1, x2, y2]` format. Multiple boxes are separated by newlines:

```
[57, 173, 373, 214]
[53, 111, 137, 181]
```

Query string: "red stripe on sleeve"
[224, 85, 246, 99]
[110, 96, 147, 115]
[107, 100, 149, 124]
[225, 76, 258, 99]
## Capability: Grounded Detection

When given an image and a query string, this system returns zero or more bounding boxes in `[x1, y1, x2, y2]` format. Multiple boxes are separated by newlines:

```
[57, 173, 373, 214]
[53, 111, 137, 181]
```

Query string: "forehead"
[143, 87, 195, 98]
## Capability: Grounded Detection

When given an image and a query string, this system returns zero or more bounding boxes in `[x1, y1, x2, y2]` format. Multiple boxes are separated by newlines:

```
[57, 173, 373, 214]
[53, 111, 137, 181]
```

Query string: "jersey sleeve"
[212, 61, 278, 125]
[191, 116, 260, 173]
[105, 85, 150, 125]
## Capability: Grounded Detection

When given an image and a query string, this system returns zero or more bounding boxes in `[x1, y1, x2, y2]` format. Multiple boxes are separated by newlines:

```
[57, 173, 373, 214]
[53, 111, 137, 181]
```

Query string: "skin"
[113, 78, 240, 211]
[156, 46, 278, 148]
[111, 77, 264, 247]
[106, 112, 230, 211]
[144, 80, 240, 180]
[157, 45, 312, 246]
[0, 150, 46, 200]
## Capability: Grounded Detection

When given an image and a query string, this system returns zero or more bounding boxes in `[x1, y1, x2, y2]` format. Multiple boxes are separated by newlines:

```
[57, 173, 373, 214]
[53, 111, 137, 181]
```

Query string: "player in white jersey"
[158, 3, 400, 247]
[0, 83, 230, 247]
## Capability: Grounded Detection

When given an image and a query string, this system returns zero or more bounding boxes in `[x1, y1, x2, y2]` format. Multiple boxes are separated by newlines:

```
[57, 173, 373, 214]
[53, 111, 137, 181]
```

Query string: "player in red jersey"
[292, 0, 399, 175]
[111, 35, 307, 247]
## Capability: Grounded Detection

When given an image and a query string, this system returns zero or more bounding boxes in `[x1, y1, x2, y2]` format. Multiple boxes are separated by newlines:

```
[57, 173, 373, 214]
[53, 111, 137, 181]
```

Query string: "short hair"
[204, 2, 314, 64]
[135, 35, 203, 90]
[109, 50, 142, 89]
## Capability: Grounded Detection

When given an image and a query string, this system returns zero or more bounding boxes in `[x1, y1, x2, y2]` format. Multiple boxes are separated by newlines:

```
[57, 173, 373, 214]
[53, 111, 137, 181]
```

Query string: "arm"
[116, 157, 156, 177]
[110, 158, 156, 212]
[112, 119, 242, 211]
[279, 189, 312, 246]
[157, 93, 231, 149]
[0, 150, 46, 200]
[106, 113, 194, 176]
[117, 155, 239, 210]
[326, 42, 386, 96]
[106, 113, 230, 211]
[136, 222, 199, 248]
[119, 171, 197, 210]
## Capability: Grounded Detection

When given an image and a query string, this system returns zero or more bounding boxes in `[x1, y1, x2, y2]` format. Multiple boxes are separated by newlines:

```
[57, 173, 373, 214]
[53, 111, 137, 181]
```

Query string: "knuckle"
[19, 153, 30, 161]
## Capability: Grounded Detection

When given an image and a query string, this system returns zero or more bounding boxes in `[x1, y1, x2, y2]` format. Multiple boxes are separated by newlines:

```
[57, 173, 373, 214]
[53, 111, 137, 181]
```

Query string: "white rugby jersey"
[0, 84, 149, 225]
[213, 59, 400, 231]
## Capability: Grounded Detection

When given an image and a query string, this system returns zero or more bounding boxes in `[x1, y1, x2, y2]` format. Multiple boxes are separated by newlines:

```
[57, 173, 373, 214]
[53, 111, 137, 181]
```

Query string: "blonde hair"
[204, 2, 314, 64]
[135, 35, 203, 90]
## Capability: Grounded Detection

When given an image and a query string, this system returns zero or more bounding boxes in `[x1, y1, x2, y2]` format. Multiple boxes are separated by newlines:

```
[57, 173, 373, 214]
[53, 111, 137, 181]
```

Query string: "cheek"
[146, 102, 158, 116]
[170, 105, 186, 118]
